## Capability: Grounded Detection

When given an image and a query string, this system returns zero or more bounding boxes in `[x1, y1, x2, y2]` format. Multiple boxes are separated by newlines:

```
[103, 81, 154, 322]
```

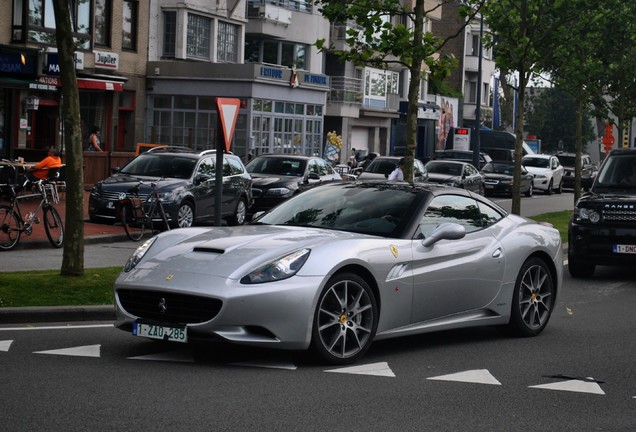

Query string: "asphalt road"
[0, 265, 634, 431]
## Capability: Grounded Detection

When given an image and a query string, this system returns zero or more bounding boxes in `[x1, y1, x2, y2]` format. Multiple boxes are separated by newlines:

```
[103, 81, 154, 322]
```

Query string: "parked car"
[245, 154, 341, 215]
[356, 156, 428, 182]
[481, 161, 534, 197]
[114, 180, 562, 364]
[568, 149, 636, 277]
[424, 160, 485, 195]
[89, 147, 252, 227]
[432, 149, 493, 169]
[522, 154, 564, 194]
[555, 151, 598, 190]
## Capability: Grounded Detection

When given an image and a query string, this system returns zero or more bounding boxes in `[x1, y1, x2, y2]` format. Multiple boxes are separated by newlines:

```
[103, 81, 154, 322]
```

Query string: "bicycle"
[0, 178, 64, 250]
[119, 178, 171, 241]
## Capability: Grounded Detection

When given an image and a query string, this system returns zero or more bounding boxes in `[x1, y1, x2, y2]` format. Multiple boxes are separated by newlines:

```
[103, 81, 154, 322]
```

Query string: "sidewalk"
[2, 189, 128, 250]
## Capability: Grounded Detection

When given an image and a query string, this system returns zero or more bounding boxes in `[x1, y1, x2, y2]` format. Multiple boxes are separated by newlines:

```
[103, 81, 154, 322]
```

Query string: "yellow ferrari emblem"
[166, 275, 174, 281]
[389, 245, 398, 258]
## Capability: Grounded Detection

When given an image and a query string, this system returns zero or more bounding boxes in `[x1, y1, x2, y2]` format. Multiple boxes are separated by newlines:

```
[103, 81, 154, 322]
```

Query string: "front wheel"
[506, 257, 554, 337]
[556, 179, 563, 194]
[545, 180, 553, 195]
[43, 206, 64, 248]
[228, 198, 247, 226]
[311, 272, 378, 365]
[525, 183, 533, 197]
[122, 205, 145, 242]
[0, 205, 21, 251]
[173, 202, 194, 228]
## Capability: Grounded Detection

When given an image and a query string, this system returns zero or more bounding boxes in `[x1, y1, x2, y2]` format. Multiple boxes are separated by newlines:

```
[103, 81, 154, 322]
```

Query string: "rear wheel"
[43, 206, 64, 248]
[507, 257, 554, 336]
[311, 272, 378, 365]
[122, 205, 145, 241]
[0, 205, 21, 251]
[228, 198, 247, 226]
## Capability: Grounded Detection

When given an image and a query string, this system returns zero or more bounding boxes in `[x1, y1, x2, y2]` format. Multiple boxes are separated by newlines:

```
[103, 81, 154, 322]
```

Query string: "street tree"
[315, 0, 484, 181]
[52, 0, 85, 275]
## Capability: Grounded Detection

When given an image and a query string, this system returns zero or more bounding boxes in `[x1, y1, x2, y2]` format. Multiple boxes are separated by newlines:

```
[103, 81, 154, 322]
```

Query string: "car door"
[221, 156, 247, 215]
[316, 158, 341, 182]
[191, 156, 216, 218]
[463, 164, 481, 193]
[551, 156, 564, 186]
[410, 194, 505, 323]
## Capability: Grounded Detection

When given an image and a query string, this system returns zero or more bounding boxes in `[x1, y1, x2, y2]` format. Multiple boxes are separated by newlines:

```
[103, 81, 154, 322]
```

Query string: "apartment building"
[0, 0, 149, 160]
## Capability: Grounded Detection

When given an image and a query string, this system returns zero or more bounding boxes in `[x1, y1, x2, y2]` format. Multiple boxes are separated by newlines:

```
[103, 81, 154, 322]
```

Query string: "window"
[217, 21, 239, 63]
[419, 195, 484, 238]
[122, 0, 138, 50]
[465, 80, 477, 104]
[94, 0, 111, 46]
[14, 0, 91, 48]
[364, 68, 399, 108]
[245, 36, 308, 68]
[163, 11, 177, 58]
[187, 13, 211, 59]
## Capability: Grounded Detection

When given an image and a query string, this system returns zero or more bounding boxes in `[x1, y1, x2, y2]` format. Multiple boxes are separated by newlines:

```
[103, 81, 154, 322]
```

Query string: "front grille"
[100, 191, 150, 201]
[117, 289, 222, 324]
[603, 209, 636, 222]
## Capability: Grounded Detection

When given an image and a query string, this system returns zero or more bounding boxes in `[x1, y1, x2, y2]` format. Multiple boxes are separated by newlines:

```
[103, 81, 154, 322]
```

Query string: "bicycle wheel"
[122, 204, 145, 241]
[43, 206, 64, 248]
[0, 205, 21, 251]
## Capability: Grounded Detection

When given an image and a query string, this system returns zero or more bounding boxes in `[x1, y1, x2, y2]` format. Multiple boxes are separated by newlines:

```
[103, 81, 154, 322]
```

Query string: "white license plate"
[613, 244, 636, 254]
[106, 201, 115, 209]
[133, 322, 187, 343]
[485, 184, 494, 189]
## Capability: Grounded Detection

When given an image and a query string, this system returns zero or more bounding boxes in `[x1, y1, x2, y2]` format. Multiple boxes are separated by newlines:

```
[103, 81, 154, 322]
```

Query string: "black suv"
[89, 147, 252, 227]
[555, 151, 598, 190]
[568, 149, 636, 277]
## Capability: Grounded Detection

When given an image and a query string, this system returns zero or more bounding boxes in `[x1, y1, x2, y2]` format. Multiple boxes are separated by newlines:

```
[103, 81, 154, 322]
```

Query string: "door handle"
[492, 248, 502, 258]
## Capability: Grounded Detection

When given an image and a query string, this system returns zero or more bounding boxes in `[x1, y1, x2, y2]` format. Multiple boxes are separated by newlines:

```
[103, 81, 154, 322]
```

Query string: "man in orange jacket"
[28, 146, 62, 180]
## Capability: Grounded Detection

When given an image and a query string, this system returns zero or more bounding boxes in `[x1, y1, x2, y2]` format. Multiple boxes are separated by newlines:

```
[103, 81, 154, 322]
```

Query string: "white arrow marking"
[0, 340, 14, 352]
[529, 379, 605, 395]
[230, 359, 298, 370]
[427, 369, 502, 385]
[325, 361, 395, 377]
[34, 344, 101, 358]
[127, 350, 194, 363]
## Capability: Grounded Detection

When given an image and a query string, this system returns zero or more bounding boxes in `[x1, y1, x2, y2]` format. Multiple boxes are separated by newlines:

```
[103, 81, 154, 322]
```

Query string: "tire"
[525, 182, 533, 197]
[567, 253, 595, 278]
[545, 180, 553, 195]
[0, 205, 21, 251]
[506, 257, 554, 337]
[174, 202, 194, 228]
[556, 179, 563, 194]
[43, 206, 64, 248]
[122, 205, 145, 242]
[311, 272, 378, 365]
[477, 184, 485, 196]
[228, 198, 247, 226]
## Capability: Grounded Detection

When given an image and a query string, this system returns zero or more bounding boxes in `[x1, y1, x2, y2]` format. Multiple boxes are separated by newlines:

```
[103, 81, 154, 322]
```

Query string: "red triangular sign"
[216, 98, 241, 152]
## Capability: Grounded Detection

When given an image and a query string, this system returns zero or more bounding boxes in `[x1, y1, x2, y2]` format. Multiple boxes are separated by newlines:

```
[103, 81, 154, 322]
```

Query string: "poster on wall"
[435, 96, 459, 151]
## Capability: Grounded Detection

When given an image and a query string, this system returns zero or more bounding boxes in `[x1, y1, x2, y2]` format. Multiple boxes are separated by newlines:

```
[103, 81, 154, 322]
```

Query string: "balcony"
[328, 76, 362, 104]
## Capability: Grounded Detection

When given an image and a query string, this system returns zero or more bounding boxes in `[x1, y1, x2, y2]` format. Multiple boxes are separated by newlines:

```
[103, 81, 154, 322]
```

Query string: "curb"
[0, 305, 115, 324]
[11, 233, 130, 251]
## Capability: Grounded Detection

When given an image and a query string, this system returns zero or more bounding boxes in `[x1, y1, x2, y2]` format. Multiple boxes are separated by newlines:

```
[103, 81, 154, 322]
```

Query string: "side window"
[308, 160, 320, 175]
[197, 157, 215, 178]
[418, 195, 483, 238]
[222, 159, 232, 176]
[316, 159, 331, 176]
[478, 201, 504, 227]
[227, 157, 245, 175]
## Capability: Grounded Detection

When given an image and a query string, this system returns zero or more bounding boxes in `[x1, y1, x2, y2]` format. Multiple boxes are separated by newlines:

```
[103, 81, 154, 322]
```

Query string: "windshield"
[254, 182, 421, 237]
[556, 155, 576, 167]
[522, 157, 550, 168]
[482, 163, 514, 175]
[246, 157, 306, 177]
[363, 158, 399, 175]
[425, 161, 463, 176]
[594, 155, 636, 188]
[120, 155, 196, 179]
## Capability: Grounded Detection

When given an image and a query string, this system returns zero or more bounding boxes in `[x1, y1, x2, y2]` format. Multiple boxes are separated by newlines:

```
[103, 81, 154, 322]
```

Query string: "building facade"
[1, 0, 149, 160]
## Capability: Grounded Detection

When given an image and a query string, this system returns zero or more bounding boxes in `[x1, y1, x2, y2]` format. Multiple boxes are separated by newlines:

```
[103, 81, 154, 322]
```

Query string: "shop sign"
[0, 52, 37, 75]
[44, 52, 85, 75]
[94, 51, 119, 70]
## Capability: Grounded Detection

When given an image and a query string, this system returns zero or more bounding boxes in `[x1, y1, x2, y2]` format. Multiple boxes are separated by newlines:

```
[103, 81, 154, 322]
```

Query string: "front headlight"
[156, 191, 176, 202]
[240, 249, 310, 284]
[124, 237, 157, 272]
[90, 185, 100, 197]
[534, 174, 547, 179]
[574, 207, 600, 224]
[264, 187, 293, 197]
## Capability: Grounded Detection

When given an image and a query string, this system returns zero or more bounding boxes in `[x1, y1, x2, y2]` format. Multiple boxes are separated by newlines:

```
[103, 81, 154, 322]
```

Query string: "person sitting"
[27, 146, 62, 181]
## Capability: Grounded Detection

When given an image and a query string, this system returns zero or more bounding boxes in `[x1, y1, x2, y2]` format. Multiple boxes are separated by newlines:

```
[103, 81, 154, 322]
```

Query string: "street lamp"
[473, 12, 484, 169]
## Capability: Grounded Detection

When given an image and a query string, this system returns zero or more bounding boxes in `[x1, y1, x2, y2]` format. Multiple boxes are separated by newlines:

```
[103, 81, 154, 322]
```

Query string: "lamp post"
[473, 12, 484, 169]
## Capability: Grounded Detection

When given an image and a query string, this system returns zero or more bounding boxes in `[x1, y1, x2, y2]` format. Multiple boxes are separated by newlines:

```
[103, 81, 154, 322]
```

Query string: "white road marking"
[230, 360, 298, 370]
[325, 361, 395, 377]
[427, 369, 502, 385]
[0, 340, 14, 351]
[127, 351, 194, 363]
[529, 379, 605, 395]
[34, 344, 101, 358]
[0, 324, 113, 331]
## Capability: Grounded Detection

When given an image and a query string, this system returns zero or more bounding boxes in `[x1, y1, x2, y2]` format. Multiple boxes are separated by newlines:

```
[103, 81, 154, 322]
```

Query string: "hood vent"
[192, 247, 225, 254]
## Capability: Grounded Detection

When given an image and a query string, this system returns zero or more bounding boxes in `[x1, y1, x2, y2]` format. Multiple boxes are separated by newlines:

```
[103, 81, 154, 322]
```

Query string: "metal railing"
[327, 76, 363, 104]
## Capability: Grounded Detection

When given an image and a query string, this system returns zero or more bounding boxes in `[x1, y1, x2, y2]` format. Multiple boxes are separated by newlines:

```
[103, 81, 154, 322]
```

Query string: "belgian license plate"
[485, 184, 494, 189]
[106, 201, 115, 209]
[613, 244, 636, 254]
[133, 322, 187, 343]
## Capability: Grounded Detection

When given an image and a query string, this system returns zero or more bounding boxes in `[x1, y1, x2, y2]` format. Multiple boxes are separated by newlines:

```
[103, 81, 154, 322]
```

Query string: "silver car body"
[114, 182, 562, 359]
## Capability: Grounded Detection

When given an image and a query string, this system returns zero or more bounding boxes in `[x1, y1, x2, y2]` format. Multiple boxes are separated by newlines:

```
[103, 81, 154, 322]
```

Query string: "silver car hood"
[135, 225, 366, 279]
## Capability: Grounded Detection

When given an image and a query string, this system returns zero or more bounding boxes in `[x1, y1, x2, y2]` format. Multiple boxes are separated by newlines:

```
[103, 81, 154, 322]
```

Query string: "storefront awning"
[76, 78, 124, 91]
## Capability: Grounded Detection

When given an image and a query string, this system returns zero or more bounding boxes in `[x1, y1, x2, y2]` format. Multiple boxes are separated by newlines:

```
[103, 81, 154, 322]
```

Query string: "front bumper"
[89, 195, 178, 223]
[568, 222, 636, 266]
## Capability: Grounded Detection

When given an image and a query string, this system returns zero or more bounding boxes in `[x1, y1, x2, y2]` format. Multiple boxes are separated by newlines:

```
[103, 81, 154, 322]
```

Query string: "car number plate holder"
[133, 321, 187, 343]
[613, 244, 636, 254]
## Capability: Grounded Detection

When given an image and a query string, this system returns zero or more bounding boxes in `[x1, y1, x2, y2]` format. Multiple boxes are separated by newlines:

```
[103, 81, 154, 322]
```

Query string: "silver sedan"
[114, 181, 563, 364]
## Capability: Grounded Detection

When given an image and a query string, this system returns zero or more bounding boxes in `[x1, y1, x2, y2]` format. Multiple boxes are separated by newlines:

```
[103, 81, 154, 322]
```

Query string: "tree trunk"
[53, 0, 85, 275]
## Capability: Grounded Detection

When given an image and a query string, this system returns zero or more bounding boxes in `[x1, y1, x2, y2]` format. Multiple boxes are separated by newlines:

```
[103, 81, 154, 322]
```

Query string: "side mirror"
[111, 167, 121, 174]
[195, 173, 212, 185]
[421, 222, 466, 247]
[307, 172, 320, 180]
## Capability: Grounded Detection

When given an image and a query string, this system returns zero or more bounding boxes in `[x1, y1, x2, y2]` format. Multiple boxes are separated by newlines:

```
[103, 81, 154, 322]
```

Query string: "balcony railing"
[247, 0, 312, 14]
[328, 76, 363, 104]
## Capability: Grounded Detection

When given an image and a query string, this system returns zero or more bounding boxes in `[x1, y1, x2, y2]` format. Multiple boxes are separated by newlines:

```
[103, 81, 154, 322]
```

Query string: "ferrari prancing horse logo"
[166, 275, 174, 281]
[389, 245, 398, 258]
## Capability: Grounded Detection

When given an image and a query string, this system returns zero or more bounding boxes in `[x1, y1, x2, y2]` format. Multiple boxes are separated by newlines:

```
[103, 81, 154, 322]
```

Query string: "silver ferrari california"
[114, 181, 562, 364]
